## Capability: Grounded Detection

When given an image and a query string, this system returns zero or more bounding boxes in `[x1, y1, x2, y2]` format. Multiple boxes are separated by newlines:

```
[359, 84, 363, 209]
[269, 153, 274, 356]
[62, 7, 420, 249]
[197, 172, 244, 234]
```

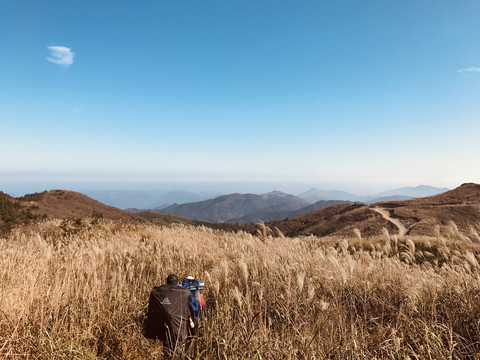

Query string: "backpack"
[181, 278, 202, 322]
[143, 284, 191, 343]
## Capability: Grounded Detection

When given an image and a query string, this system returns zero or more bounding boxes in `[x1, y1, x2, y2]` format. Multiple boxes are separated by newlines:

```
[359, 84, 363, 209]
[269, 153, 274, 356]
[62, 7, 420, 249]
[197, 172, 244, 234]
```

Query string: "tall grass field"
[1, 218, 480, 359]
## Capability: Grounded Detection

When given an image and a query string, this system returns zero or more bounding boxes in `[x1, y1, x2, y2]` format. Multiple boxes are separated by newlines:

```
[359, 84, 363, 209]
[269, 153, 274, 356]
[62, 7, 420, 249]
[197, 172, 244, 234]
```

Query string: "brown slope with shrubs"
[268, 203, 396, 238]
[373, 182, 480, 236]
[268, 183, 480, 238]
[0, 191, 41, 235]
[17, 190, 145, 222]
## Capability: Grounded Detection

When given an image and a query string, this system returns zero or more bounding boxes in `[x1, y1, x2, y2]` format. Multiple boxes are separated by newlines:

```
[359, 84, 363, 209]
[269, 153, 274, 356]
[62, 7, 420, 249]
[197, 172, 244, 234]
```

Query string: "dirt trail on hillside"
[373, 207, 408, 236]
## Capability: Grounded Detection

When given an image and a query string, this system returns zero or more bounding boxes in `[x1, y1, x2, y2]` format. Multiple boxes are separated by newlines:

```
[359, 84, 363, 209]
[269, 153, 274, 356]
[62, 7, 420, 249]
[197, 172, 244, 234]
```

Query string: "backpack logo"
[161, 297, 171, 305]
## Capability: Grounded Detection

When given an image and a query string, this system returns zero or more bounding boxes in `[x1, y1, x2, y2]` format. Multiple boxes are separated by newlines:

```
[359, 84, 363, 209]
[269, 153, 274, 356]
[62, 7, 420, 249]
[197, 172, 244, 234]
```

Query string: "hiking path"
[372, 207, 408, 236]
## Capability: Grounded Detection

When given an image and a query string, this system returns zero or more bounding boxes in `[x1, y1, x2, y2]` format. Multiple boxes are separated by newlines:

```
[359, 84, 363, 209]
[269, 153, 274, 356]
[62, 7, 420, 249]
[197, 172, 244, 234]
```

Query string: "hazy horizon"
[0, 177, 455, 199]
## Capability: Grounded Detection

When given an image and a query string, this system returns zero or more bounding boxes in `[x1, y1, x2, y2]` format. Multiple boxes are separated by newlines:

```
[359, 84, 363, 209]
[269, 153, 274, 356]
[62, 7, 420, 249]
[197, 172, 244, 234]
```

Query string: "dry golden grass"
[1, 218, 480, 359]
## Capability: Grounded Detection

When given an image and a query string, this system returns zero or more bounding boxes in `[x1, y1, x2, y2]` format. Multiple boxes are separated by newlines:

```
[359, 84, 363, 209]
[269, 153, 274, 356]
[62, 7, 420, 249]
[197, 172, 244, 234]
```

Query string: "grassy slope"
[1, 219, 479, 359]
[268, 203, 396, 237]
[375, 183, 480, 236]
[268, 183, 480, 238]
[0, 192, 40, 235]
[20, 189, 145, 221]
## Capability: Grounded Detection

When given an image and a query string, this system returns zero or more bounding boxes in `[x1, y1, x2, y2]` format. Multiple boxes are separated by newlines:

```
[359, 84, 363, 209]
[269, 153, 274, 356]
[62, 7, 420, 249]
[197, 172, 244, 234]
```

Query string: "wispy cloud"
[73, 107, 84, 112]
[457, 66, 480, 73]
[46, 46, 74, 66]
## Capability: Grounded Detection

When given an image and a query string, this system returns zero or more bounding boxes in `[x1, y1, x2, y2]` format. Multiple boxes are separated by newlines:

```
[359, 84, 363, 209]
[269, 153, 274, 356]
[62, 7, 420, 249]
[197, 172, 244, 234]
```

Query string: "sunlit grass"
[1, 218, 479, 358]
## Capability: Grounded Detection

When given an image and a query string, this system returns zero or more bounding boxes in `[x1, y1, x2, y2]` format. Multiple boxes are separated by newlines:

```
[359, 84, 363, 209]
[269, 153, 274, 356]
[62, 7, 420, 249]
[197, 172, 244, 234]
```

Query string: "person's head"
[166, 273, 179, 285]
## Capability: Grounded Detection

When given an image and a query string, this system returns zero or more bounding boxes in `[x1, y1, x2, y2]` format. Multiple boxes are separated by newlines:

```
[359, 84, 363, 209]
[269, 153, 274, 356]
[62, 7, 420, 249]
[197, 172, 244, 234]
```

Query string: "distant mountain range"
[155, 185, 449, 223]
[297, 185, 449, 204]
[1, 183, 477, 238]
[159, 191, 320, 223]
[83, 185, 449, 210]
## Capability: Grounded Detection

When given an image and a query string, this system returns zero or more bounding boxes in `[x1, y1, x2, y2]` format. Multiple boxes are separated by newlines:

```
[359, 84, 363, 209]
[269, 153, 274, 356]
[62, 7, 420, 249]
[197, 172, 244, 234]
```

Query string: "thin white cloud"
[457, 66, 480, 73]
[73, 107, 84, 112]
[46, 46, 74, 66]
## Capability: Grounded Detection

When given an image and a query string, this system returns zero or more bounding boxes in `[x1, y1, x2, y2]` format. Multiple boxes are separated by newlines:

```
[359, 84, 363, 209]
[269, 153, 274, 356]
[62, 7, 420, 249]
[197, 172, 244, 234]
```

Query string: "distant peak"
[262, 190, 288, 197]
[460, 182, 479, 187]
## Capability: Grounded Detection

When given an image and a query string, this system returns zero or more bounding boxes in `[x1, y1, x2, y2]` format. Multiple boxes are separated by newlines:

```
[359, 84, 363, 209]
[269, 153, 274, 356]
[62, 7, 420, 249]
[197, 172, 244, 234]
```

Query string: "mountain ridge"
[268, 183, 480, 238]
[2, 184, 474, 239]
[75, 184, 450, 209]
[158, 192, 310, 223]
[297, 185, 449, 204]
[17, 190, 144, 222]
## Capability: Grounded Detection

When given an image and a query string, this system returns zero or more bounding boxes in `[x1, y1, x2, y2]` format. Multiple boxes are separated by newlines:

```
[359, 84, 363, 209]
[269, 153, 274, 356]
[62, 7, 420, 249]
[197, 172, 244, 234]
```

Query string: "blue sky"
[1, 1, 479, 194]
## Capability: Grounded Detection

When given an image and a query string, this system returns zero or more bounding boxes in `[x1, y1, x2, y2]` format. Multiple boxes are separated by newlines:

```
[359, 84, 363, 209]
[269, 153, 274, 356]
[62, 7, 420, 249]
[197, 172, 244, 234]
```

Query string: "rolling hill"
[232, 199, 352, 223]
[372, 182, 480, 236]
[0, 190, 146, 235]
[0, 189, 254, 234]
[17, 190, 144, 221]
[3, 184, 478, 240]
[0, 191, 40, 234]
[268, 183, 480, 238]
[158, 191, 310, 223]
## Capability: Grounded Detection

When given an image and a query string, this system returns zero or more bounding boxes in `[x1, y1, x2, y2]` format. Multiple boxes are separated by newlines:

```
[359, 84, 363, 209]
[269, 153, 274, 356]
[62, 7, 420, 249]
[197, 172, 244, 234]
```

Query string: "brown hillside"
[371, 183, 480, 236]
[18, 190, 144, 222]
[0, 192, 40, 235]
[268, 203, 396, 237]
[268, 183, 480, 238]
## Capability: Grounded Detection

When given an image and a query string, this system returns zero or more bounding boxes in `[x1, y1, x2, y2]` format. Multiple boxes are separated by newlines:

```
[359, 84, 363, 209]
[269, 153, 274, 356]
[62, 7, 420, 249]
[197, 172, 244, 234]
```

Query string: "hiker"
[143, 273, 199, 357]
[181, 276, 206, 334]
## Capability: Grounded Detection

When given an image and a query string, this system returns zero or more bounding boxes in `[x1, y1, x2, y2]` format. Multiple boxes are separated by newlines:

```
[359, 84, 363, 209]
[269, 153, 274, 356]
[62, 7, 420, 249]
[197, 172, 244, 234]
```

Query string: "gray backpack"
[143, 284, 192, 346]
